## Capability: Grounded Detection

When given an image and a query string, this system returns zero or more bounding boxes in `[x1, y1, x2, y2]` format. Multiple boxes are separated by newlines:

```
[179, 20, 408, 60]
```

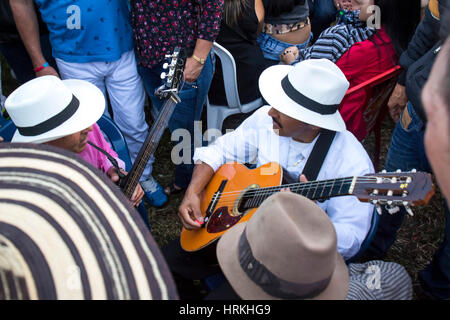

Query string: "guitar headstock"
[155, 47, 186, 101]
[352, 170, 435, 215]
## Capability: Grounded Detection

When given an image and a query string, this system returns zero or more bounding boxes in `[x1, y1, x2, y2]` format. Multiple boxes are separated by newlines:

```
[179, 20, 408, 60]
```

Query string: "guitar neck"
[241, 176, 357, 210]
[121, 97, 178, 198]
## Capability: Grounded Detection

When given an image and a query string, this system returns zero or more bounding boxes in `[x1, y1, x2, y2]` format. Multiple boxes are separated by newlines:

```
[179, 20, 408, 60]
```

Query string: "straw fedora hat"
[217, 192, 349, 300]
[258, 59, 349, 132]
[0, 143, 178, 300]
[5, 75, 105, 144]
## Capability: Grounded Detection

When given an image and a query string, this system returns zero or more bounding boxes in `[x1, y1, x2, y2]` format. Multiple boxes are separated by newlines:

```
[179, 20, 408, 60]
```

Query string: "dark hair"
[374, 0, 422, 56]
[223, 0, 251, 26]
[264, 0, 305, 18]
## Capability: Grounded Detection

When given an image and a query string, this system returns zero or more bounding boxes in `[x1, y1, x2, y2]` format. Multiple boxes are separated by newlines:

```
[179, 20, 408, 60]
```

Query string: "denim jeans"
[367, 102, 450, 299]
[308, 0, 338, 41]
[419, 202, 450, 299]
[257, 32, 312, 61]
[138, 52, 215, 189]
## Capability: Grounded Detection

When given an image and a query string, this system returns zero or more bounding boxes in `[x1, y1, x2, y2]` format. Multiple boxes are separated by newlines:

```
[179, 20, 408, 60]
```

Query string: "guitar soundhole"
[206, 206, 242, 233]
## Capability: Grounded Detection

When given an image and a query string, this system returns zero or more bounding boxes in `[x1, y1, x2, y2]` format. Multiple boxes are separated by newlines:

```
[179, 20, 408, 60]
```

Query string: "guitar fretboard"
[241, 177, 356, 210]
[121, 97, 178, 199]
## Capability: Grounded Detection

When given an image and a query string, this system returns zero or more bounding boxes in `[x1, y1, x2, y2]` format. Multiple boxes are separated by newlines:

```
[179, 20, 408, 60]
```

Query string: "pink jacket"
[78, 123, 125, 173]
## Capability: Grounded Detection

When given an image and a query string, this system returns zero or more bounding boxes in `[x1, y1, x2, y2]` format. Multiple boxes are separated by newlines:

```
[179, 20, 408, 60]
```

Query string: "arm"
[106, 167, 144, 207]
[9, 0, 58, 77]
[193, 108, 261, 172]
[184, 39, 214, 82]
[180, 108, 265, 228]
[184, 0, 224, 82]
[326, 197, 374, 260]
[397, 3, 440, 86]
[387, 2, 440, 121]
[178, 162, 214, 230]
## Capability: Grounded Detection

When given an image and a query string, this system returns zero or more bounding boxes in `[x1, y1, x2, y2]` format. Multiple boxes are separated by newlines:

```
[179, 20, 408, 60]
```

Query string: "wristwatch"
[192, 54, 205, 65]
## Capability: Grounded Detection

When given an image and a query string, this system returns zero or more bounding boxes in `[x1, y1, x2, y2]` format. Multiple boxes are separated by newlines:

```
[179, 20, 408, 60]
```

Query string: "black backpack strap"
[301, 129, 336, 181]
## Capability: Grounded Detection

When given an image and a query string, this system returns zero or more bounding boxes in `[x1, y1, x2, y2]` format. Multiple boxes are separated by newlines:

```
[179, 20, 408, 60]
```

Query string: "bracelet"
[192, 54, 205, 65]
[34, 62, 49, 73]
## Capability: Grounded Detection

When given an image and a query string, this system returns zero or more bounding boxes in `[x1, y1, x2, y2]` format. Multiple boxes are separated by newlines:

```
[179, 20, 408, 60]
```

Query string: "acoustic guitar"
[119, 48, 185, 199]
[180, 162, 435, 251]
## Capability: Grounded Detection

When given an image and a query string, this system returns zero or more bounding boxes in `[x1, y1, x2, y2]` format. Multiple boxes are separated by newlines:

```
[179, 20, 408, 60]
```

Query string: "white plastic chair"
[206, 42, 264, 133]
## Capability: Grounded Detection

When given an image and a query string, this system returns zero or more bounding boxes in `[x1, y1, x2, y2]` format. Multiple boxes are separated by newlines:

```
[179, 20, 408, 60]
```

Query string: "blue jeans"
[257, 32, 312, 61]
[308, 0, 338, 41]
[367, 102, 450, 299]
[138, 52, 215, 189]
[419, 202, 450, 299]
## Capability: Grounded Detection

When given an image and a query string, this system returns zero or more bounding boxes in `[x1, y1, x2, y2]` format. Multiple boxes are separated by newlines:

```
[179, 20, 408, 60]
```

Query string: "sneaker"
[141, 176, 168, 207]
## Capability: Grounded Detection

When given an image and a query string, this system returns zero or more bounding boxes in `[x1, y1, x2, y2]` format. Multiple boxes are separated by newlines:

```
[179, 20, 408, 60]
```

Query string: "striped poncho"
[296, 10, 376, 63]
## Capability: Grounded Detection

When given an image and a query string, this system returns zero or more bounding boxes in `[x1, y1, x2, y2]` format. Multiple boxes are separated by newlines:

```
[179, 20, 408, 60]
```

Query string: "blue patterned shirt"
[35, 0, 133, 63]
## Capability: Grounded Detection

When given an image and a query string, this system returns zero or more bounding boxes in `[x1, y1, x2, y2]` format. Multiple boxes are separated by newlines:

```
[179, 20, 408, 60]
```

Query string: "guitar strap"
[87, 141, 126, 183]
[301, 129, 336, 181]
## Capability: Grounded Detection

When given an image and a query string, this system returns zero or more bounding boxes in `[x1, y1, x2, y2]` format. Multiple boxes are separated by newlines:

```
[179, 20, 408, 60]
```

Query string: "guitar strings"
[125, 99, 176, 195]
[212, 176, 380, 199]
[207, 177, 384, 206]
[207, 176, 405, 207]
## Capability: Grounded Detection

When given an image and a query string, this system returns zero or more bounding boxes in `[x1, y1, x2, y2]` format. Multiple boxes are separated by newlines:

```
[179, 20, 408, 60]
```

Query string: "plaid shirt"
[130, 0, 224, 67]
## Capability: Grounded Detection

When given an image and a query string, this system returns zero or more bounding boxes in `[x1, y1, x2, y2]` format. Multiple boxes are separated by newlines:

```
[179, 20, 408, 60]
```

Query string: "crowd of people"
[0, 0, 449, 301]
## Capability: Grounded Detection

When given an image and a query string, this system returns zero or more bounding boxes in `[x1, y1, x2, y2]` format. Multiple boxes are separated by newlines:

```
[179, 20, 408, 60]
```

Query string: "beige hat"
[5, 75, 104, 144]
[217, 192, 349, 300]
[258, 59, 349, 132]
[0, 143, 178, 300]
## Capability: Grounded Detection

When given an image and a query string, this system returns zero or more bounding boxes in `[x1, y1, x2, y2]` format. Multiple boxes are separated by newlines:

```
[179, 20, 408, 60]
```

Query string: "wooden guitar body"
[180, 162, 434, 252]
[180, 162, 282, 251]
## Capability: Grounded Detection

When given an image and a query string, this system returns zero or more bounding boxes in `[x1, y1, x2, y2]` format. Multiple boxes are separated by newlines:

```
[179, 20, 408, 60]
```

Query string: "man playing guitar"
[173, 58, 375, 268]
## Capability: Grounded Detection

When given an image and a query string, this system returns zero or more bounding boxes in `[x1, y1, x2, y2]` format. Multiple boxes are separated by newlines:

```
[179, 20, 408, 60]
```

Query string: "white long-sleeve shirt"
[194, 106, 374, 260]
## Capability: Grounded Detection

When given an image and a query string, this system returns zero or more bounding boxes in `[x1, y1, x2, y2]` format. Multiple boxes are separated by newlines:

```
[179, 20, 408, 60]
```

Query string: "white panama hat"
[5, 75, 105, 144]
[258, 59, 350, 132]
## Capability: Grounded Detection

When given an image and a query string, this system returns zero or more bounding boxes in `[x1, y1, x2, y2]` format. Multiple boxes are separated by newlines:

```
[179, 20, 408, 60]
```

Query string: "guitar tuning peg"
[405, 206, 414, 216]
[391, 177, 397, 183]
[381, 169, 387, 173]
[160, 72, 167, 80]
[396, 169, 402, 173]
[406, 177, 412, 183]
[163, 62, 169, 69]
[411, 169, 417, 173]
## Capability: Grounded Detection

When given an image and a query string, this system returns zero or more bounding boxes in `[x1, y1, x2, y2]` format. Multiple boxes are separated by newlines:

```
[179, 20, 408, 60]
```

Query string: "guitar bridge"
[203, 179, 228, 227]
